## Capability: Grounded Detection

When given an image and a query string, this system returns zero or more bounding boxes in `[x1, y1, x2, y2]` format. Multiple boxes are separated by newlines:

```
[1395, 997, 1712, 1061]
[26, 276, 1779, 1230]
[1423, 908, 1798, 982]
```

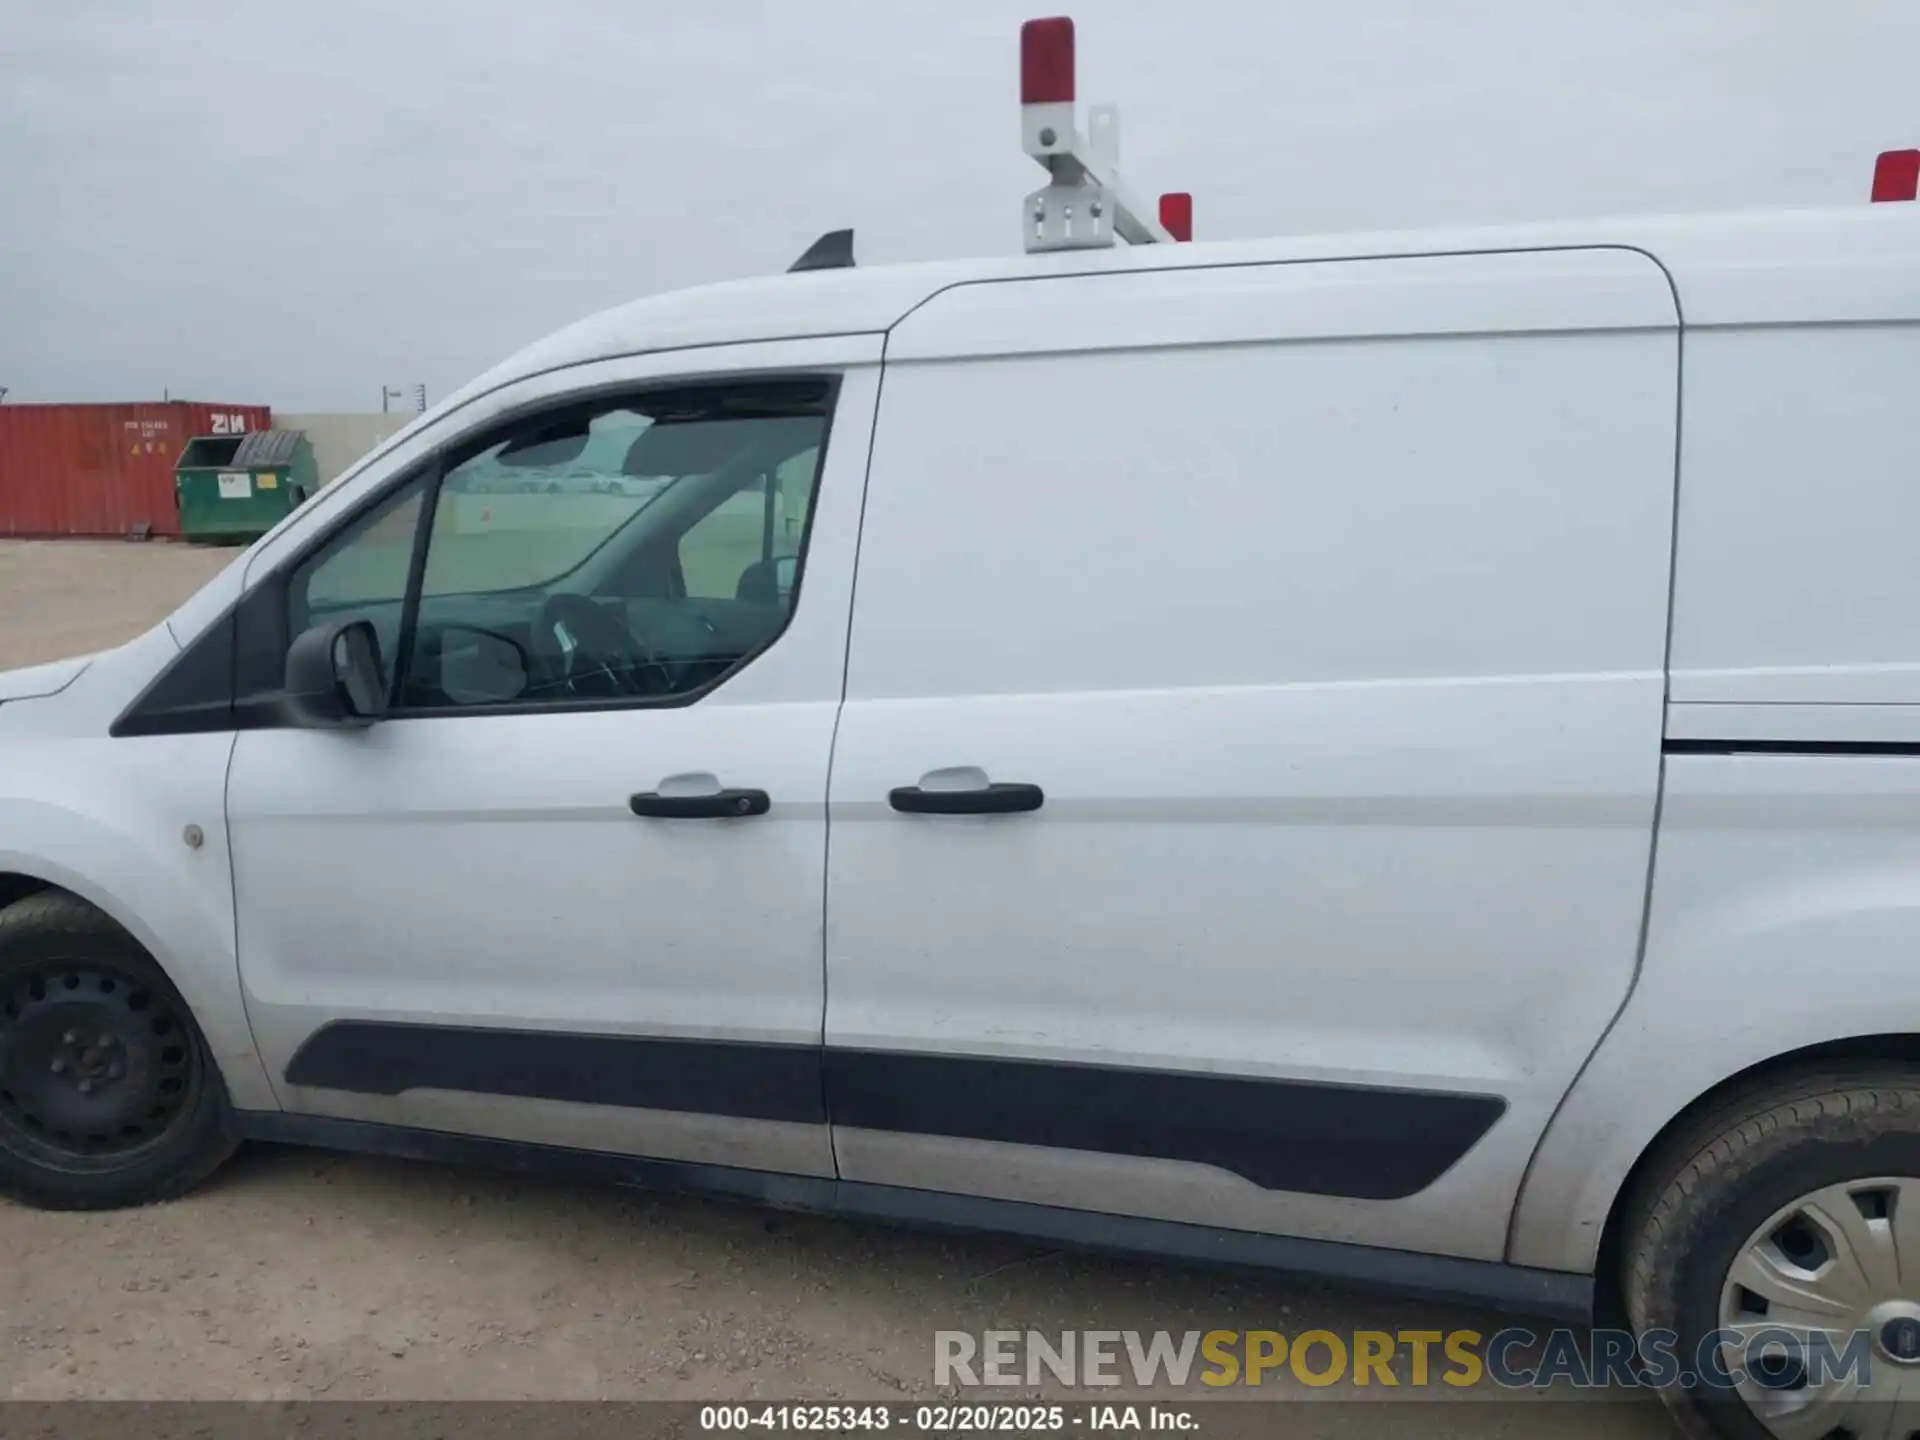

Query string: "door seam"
[1501, 259, 1687, 1267]
[820, 337, 895, 1182]
[220, 725, 286, 1112]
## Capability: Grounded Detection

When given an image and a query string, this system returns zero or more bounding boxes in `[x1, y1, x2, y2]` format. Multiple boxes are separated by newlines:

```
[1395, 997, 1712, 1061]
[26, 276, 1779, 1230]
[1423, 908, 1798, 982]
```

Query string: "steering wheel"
[530, 594, 667, 699]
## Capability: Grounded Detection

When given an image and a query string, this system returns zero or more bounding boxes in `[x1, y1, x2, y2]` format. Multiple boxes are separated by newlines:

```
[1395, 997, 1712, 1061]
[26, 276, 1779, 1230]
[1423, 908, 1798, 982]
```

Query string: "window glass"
[420, 407, 661, 598]
[397, 382, 833, 712]
[285, 477, 427, 694]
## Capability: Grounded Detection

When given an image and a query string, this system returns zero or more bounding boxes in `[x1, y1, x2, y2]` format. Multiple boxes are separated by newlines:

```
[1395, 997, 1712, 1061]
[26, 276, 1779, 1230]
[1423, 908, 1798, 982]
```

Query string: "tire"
[1622, 1067, 1920, 1440]
[0, 892, 237, 1209]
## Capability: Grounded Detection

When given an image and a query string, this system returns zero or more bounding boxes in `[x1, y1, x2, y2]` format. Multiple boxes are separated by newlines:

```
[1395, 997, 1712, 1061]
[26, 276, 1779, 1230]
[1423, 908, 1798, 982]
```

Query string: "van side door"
[216, 339, 878, 1176]
[823, 253, 1679, 1260]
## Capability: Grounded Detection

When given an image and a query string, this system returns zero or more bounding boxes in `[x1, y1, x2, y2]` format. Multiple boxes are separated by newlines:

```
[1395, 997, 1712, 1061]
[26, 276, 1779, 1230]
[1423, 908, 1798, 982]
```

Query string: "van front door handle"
[629, 788, 770, 819]
[889, 782, 1045, 815]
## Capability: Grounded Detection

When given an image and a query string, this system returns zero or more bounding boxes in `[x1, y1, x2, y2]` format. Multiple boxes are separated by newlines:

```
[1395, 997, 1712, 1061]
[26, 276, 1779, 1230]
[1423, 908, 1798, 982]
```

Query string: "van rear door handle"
[889, 782, 1044, 815]
[629, 788, 770, 819]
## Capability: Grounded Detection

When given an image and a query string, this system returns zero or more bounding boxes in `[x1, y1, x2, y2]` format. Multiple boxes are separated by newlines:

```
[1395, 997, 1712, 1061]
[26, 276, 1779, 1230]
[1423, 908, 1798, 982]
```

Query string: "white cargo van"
[3, 20, 1918, 1436]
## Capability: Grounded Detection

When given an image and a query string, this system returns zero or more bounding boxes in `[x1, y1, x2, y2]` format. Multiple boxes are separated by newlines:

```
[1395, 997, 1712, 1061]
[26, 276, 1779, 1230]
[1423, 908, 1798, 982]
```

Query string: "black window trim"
[386, 454, 444, 711]
[111, 372, 844, 738]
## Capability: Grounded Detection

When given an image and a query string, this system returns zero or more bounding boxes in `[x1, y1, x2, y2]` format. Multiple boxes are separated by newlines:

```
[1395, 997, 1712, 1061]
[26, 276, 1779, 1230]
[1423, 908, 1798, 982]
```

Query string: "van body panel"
[1510, 752, 1920, 1272]
[826, 250, 1680, 1260]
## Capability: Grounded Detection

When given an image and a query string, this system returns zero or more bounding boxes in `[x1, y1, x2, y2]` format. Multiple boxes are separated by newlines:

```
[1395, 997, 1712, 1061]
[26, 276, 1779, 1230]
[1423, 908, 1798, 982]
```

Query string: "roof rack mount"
[1020, 16, 1189, 253]
[783, 18, 1189, 270]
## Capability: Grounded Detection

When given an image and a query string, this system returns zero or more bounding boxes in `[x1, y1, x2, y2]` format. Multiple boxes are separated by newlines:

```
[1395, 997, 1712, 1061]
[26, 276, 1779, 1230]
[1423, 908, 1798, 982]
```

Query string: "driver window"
[285, 479, 427, 697]
[678, 443, 819, 604]
[391, 380, 834, 713]
[418, 407, 657, 599]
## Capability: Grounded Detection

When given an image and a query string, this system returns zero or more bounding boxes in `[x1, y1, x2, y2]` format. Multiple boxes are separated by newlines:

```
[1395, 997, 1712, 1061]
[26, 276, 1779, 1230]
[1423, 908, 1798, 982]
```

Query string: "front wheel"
[1623, 1068, 1920, 1439]
[0, 892, 236, 1209]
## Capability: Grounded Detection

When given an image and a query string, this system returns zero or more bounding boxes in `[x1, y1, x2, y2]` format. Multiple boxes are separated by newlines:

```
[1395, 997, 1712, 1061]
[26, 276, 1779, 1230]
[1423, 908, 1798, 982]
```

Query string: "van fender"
[1510, 818, 1920, 1274]
[0, 793, 277, 1113]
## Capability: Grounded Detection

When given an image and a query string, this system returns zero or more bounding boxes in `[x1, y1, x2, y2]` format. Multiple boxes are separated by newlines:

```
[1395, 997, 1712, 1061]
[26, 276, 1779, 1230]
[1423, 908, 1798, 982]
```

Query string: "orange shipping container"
[0, 401, 273, 538]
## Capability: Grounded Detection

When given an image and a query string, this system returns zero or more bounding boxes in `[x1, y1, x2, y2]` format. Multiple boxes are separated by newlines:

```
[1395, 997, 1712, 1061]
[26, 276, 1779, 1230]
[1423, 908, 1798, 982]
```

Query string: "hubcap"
[1719, 1176, 1920, 1437]
[0, 964, 198, 1161]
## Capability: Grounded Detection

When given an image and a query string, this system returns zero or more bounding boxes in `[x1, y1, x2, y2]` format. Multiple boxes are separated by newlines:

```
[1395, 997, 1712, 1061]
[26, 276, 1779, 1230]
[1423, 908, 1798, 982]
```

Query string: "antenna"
[789, 229, 856, 272]
[1020, 16, 1189, 252]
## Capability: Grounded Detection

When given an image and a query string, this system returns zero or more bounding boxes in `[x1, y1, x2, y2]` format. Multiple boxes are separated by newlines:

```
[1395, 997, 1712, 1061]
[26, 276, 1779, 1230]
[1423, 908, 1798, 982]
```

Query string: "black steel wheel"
[0, 891, 234, 1209]
[0, 962, 203, 1165]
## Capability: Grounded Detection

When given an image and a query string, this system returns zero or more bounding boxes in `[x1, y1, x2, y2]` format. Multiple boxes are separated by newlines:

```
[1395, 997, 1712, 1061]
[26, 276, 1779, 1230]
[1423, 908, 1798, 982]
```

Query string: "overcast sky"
[2, 0, 1914, 410]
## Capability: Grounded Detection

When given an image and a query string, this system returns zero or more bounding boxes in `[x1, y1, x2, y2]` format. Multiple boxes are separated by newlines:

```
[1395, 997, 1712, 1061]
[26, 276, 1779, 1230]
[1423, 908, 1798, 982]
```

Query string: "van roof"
[451, 203, 1920, 411]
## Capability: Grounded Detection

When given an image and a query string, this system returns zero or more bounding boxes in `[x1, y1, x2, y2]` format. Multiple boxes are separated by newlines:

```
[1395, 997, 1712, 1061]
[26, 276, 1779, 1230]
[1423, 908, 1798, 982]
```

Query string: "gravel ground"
[0, 539, 235, 670]
[0, 539, 1672, 1434]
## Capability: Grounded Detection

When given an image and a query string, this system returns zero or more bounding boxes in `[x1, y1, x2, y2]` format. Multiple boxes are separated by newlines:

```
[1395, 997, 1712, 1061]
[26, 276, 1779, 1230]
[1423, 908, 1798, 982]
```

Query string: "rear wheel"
[0, 892, 235, 1209]
[1623, 1068, 1920, 1439]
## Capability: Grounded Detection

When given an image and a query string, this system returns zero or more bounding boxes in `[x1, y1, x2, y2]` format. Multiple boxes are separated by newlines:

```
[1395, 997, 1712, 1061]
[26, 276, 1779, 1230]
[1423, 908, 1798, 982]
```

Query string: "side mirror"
[437, 625, 530, 706]
[285, 620, 389, 728]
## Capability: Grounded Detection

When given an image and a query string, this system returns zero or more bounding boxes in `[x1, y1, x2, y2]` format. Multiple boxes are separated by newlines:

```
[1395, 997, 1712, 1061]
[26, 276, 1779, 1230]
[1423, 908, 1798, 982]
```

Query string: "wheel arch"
[1510, 805, 1920, 1282]
[0, 871, 54, 916]
[0, 815, 276, 1114]
[1588, 1034, 1920, 1316]
[1511, 1018, 1920, 1285]
[0, 856, 195, 982]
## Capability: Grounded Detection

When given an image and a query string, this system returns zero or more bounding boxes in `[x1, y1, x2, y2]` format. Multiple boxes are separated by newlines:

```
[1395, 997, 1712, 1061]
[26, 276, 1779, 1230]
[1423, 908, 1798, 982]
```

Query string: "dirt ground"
[0, 539, 235, 670]
[0, 540, 1672, 1434]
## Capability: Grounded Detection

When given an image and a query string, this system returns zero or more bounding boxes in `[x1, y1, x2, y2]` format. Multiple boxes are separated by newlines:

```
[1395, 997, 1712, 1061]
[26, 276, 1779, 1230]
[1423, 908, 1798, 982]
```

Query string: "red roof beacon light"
[1159, 192, 1193, 242]
[1020, 15, 1180, 253]
[1020, 17, 1076, 105]
[1872, 149, 1920, 203]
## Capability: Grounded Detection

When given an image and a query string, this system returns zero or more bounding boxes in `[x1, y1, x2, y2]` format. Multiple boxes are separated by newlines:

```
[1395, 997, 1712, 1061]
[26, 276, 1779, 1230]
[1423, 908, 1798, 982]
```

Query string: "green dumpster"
[173, 428, 318, 543]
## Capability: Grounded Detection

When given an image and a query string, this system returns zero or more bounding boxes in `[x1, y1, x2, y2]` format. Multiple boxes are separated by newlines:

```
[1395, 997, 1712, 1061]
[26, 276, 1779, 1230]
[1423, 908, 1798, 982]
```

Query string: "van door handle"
[629, 788, 770, 819]
[889, 782, 1045, 815]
